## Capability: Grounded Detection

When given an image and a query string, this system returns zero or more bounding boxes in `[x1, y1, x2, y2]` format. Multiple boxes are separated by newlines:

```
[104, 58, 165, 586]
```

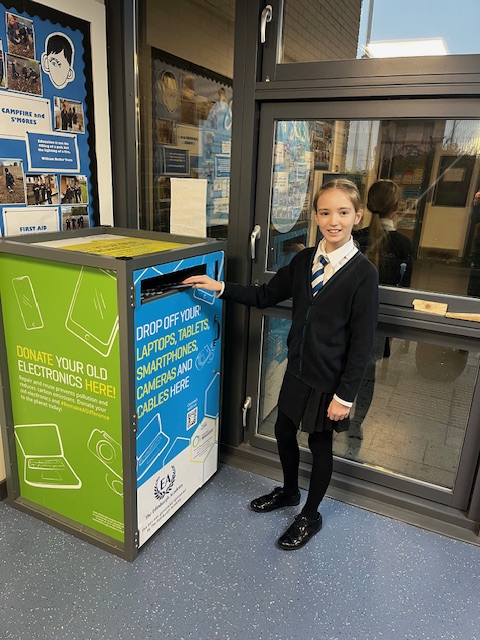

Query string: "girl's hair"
[365, 179, 400, 270]
[313, 178, 362, 212]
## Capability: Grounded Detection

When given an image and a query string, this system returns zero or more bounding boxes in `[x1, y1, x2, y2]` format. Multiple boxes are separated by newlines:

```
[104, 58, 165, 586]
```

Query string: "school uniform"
[221, 237, 379, 433]
[221, 236, 378, 545]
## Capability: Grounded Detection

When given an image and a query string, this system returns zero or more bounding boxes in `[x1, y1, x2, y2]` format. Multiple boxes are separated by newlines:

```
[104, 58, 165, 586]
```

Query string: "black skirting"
[277, 372, 350, 434]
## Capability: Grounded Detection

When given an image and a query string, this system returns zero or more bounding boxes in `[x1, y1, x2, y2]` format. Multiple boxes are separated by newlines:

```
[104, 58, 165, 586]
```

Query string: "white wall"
[420, 154, 480, 257]
[0, 0, 111, 485]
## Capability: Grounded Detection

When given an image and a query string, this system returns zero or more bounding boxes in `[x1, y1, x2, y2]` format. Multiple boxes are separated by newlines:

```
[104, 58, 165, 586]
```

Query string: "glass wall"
[151, 56, 232, 238]
[139, 0, 235, 238]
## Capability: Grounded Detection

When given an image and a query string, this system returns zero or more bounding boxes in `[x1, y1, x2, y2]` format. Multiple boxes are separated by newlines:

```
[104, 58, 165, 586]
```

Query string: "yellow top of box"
[45, 236, 187, 257]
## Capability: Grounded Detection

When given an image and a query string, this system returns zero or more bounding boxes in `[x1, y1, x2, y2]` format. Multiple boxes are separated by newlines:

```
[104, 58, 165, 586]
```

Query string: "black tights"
[274, 410, 333, 520]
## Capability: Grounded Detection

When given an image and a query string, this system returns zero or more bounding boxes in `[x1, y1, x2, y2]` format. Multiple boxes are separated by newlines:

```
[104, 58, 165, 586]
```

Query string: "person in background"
[350, 179, 413, 440]
[183, 179, 379, 550]
[4, 167, 15, 193]
[467, 189, 480, 297]
[45, 183, 53, 204]
[354, 179, 413, 287]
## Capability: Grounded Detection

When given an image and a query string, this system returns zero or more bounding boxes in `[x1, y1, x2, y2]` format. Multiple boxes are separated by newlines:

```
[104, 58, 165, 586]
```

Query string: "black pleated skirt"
[277, 371, 350, 434]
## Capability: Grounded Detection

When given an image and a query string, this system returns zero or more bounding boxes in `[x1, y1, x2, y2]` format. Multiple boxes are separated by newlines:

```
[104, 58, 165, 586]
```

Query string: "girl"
[351, 180, 413, 435]
[354, 179, 413, 287]
[184, 179, 379, 550]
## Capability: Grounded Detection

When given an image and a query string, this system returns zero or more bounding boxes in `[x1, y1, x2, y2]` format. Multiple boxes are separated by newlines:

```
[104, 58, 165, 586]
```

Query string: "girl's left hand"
[327, 398, 350, 422]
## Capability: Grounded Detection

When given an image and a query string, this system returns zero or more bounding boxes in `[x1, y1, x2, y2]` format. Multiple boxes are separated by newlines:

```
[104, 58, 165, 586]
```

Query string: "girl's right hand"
[182, 275, 223, 292]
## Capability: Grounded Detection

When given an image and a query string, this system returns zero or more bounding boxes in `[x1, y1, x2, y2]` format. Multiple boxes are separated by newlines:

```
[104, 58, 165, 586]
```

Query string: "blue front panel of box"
[134, 250, 223, 545]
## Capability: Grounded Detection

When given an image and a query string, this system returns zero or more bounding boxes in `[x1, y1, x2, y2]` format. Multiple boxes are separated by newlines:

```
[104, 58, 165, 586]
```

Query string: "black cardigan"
[222, 248, 379, 403]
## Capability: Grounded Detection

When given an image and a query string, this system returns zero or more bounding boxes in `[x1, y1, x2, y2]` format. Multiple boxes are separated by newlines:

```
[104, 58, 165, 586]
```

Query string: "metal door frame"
[220, 0, 480, 528]
[243, 99, 480, 511]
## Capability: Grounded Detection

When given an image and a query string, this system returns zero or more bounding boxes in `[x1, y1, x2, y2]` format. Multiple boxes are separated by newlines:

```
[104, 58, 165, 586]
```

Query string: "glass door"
[244, 99, 480, 509]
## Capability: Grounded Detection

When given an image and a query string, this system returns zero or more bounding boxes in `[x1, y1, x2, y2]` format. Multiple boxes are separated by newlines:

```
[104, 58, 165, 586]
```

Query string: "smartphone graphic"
[12, 276, 44, 330]
[65, 266, 119, 357]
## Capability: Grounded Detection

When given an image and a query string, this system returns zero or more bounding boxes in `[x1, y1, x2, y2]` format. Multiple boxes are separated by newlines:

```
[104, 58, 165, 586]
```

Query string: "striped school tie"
[311, 255, 329, 296]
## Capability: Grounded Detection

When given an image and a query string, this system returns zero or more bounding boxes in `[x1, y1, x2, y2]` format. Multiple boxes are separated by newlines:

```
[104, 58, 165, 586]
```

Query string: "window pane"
[268, 117, 480, 298]
[258, 318, 479, 489]
[328, 335, 479, 489]
[140, 0, 235, 237]
[149, 58, 232, 239]
[281, 0, 480, 63]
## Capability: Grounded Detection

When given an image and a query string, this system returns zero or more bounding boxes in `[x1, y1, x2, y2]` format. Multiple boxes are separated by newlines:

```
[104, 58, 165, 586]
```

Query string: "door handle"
[260, 4, 273, 44]
[242, 396, 252, 428]
[250, 225, 261, 260]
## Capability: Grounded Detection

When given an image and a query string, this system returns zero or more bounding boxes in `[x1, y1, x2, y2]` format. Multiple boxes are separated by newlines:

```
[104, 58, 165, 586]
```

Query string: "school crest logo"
[154, 466, 176, 501]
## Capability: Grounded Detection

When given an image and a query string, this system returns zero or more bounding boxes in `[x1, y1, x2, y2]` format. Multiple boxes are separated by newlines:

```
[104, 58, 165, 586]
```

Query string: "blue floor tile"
[1, 464, 479, 640]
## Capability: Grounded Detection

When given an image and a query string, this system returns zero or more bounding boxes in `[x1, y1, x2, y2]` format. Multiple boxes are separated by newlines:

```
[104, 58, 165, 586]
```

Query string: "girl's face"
[314, 188, 363, 252]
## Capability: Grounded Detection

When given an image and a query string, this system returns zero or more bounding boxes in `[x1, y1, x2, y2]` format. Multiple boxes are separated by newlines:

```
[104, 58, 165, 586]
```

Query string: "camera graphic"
[87, 429, 123, 496]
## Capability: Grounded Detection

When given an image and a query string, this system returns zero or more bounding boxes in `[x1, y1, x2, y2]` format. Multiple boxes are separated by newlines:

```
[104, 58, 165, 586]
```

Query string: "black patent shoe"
[250, 487, 301, 513]
[277, 513, 322, 550]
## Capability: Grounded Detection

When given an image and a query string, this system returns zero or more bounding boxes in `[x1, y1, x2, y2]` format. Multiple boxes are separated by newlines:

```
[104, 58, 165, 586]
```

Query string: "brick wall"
[283, 0, 362, 63]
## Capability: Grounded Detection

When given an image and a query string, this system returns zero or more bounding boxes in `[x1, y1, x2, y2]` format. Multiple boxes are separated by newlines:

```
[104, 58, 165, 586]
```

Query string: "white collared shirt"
[312, 236, 358, 286]
[380, 218, 395, 232]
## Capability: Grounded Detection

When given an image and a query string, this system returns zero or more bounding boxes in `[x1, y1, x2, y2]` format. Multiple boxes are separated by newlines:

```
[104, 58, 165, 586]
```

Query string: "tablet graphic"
[65, 266, 119, 357]
[205, 371, 220, 419]
[136, 413, 170, 481]
[193, 287, 215, 305]
[14, 423, 82, 489]
[12, 275, 44, 330]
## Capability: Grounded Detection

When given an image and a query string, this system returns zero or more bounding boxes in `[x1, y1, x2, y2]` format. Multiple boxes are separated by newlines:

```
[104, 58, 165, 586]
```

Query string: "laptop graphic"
[136, 413, 170, 481]
[14, 424, 82, 489]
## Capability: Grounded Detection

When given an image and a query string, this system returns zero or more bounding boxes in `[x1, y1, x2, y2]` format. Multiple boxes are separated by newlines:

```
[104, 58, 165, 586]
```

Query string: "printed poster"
[0, 254, 124, 542]
[0, 1, 97, 236]
[134, 251, 224, 546]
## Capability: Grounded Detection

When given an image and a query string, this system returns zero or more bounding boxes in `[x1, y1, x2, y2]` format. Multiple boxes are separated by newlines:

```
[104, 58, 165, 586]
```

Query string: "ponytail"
[365, 180, 400, 270]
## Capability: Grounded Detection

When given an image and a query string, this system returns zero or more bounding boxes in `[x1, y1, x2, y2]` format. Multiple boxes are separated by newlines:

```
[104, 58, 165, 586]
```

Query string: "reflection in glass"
[268, 117, 480, 298]
[258, 319, 478, 489]
[281, 0, 480, 63]
[267, 121, 319, 271]
[330, 336, 479, 489]
[149, 57, 233, 239]
[258, 316, 289, 430]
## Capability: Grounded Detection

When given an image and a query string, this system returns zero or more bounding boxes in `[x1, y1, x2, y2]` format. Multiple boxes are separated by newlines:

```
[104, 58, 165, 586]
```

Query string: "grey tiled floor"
[1, 464, 480, 640]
